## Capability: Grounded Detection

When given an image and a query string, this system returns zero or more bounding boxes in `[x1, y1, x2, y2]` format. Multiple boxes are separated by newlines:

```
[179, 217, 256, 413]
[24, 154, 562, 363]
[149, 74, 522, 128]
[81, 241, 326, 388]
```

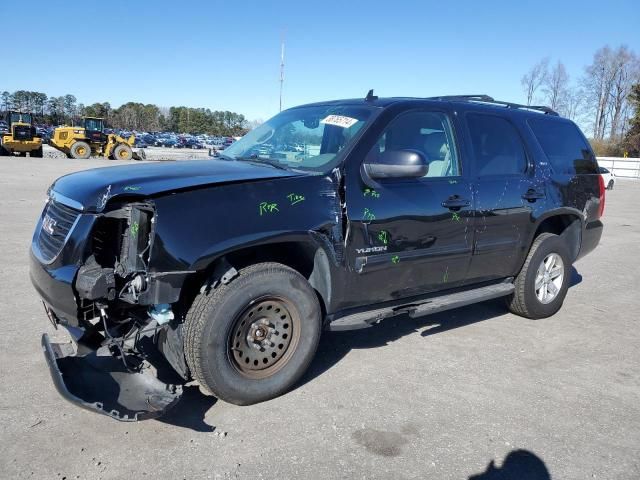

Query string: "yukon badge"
[355, 246, 387, 254]
[42, 215, 57, 235]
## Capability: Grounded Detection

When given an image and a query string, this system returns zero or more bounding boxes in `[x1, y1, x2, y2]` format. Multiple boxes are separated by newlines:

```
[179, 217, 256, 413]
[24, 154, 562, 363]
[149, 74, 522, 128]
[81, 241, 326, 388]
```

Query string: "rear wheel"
[184, 262, 322, 405]
[506, 233, 571, 319]
[113, 144, 133, 160]
[0, 146, 8, 156]
[31, 147, 43, 158]
[70, 141, 91, 159]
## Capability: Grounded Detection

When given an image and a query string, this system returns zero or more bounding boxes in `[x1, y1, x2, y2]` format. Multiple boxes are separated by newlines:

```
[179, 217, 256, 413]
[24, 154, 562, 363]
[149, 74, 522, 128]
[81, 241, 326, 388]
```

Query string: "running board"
[327, 282, 514, 331]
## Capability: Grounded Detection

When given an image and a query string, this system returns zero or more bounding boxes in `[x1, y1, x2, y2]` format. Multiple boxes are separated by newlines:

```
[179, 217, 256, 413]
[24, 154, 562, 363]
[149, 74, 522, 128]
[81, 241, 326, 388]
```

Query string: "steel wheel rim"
[534, 253, 564, 304]
[228, 296, 301, 379]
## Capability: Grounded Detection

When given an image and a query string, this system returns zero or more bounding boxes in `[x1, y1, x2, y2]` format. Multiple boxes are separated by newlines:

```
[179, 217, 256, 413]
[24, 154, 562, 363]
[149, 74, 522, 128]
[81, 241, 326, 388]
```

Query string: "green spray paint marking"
[377, 230, 389, 245]
[391, 255, 400, 264]
[287, 193, 305, 205]
[451, 212, 461, 222]
[130, 222, 139, 237]
[363, 188, 380, 198]
[443, 266, 449, 283]
[259, 202, 279, 216]
[124, 185, 142, 191]
[363, 208, 376, 221]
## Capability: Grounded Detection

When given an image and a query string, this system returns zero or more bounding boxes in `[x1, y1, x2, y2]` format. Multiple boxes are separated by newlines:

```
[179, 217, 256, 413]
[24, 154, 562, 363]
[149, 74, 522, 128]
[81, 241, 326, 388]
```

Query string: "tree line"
[0, 90, 249, 136]
[521, 44, 640, 156]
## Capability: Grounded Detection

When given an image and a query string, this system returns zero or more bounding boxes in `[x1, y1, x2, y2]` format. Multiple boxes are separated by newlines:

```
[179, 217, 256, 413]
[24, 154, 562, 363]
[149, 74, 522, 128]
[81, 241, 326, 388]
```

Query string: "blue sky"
[2, 0, 639, 121]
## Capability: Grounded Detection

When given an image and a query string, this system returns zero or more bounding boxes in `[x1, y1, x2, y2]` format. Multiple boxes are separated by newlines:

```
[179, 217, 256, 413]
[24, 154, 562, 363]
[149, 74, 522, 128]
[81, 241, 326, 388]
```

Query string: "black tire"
[113, 144, 133, 161]
[184, 262, 322, 405]
[31, 147, 43, 158]
[70, 141, 91, 159]
[607, 180, 614, 190]
[506, 233, 571, 319]
[0, 145, 8, 156]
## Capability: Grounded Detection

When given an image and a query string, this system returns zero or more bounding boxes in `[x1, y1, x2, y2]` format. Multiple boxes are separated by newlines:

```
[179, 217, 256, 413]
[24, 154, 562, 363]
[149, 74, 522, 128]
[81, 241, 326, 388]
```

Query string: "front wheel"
[184, 262, 322, 405]
[112, 144, 133, 160]
[70, 141, 91, 159]
[506, 233, 571, 319]
[607, 180, 614, 190]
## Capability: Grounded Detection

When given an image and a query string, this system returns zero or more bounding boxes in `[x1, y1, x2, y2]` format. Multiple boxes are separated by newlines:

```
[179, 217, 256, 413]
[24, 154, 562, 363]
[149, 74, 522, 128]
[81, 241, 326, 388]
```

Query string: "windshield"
[223, 105, 374, 172]
[10, 113, 31, 124]
[85, 118, 103, 131]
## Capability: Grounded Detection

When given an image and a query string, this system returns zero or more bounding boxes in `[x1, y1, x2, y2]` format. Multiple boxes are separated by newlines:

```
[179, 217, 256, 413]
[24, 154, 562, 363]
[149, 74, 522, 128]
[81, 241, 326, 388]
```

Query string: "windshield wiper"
[235, 155, 289, 170]
[216, 153, 236, 161]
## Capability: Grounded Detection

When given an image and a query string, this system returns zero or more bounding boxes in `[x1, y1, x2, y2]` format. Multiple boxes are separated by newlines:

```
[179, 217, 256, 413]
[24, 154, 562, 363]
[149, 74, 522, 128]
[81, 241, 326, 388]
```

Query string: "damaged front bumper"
[41, 333, 183, 421]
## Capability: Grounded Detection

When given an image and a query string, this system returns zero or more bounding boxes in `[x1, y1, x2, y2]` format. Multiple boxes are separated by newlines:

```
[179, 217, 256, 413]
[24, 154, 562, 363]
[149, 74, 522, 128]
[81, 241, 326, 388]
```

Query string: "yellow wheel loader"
[50, 117, 145, 160]
[0, 111, 43, 157]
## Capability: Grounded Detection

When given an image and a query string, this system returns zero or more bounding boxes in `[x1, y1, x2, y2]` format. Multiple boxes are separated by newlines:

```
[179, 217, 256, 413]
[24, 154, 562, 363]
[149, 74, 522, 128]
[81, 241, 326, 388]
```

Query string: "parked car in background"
[133, 138, 149, 148]
[599, 166, 616, 190]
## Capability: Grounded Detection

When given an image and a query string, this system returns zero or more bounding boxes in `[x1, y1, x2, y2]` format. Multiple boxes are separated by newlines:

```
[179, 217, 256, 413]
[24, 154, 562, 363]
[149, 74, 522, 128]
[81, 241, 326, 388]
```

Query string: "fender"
[526, 207, 584, 261]
[190, 230, 342, 314]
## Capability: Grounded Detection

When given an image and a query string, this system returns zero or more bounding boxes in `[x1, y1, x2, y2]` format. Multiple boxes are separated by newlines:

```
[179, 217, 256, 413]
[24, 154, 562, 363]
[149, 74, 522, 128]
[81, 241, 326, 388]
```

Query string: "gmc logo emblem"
[42, 215, 57, 235]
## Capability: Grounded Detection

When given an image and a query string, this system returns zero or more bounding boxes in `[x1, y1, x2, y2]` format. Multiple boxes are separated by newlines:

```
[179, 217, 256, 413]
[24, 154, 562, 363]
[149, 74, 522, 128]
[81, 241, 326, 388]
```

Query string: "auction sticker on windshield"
[321, 115, 359, 128]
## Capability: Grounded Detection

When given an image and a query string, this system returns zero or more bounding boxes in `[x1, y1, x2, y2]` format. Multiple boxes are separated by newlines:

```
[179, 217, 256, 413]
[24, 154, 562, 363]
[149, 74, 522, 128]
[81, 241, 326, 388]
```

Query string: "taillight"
[597, 174, 606, 218]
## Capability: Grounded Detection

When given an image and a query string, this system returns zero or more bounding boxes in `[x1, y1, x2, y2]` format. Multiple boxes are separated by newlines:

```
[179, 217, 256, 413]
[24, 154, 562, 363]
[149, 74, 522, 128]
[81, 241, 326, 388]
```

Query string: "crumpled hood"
[50, 160, 303, 212]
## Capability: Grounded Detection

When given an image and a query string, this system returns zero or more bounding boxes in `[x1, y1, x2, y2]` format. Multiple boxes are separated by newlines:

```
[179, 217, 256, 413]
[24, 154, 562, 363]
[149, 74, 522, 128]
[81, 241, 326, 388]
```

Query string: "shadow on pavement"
[468, 449, 551, 479]
[156, 385, 217, 432]
[302, 267, 582, 388]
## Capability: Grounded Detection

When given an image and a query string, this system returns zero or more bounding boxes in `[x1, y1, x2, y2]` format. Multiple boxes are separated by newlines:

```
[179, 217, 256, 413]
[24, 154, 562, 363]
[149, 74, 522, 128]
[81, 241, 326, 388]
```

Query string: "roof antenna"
[365, 89, 378, 102]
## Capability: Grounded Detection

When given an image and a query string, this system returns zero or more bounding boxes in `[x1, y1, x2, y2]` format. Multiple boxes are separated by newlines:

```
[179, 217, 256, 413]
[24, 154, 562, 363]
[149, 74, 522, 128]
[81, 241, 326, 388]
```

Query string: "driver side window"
[366, 111, 460, 177]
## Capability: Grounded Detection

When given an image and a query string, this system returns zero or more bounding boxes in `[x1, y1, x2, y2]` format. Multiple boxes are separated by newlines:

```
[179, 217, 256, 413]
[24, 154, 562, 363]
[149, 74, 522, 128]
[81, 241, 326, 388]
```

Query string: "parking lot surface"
[0, 157, 638, 479]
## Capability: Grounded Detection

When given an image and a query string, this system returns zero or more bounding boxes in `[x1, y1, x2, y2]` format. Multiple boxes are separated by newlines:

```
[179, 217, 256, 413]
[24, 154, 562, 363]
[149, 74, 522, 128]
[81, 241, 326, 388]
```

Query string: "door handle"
[522, 189, 545, 202]
[441, 195, 470, 211]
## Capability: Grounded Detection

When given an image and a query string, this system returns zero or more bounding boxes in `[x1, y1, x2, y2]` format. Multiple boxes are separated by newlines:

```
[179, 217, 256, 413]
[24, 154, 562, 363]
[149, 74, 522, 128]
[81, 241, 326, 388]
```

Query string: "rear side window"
[466, 114, 527, 176]
[528, 119, 598, 174]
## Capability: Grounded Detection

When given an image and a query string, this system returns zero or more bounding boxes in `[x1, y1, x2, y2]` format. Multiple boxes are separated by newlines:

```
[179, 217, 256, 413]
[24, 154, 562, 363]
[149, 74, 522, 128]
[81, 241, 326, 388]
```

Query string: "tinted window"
[467, 114, 527, 176]
[528, 119, 598, 174]
[366, 111, 460, 177]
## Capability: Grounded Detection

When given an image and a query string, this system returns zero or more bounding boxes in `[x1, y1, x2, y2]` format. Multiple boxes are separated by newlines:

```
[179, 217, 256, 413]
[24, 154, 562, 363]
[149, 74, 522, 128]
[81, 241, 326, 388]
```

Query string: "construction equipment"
[50, 117, 144, 160]
[0, 111, 43, 157]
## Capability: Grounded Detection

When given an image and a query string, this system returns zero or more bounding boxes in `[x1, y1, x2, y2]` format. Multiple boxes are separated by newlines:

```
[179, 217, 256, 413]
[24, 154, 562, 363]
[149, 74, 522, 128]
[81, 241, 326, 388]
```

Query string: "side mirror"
[362, 149, 428, 179]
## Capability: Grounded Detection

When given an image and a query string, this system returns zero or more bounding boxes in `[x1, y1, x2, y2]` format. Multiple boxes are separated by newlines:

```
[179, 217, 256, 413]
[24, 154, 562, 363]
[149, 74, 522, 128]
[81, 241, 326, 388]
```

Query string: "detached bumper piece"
[41, 333, 183, 421]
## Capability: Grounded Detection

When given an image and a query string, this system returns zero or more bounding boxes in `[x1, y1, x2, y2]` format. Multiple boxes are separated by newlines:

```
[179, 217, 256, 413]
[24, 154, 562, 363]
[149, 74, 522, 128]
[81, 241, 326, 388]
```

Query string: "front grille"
[37, 200, 81, 261]
[13, 125, 33, 141]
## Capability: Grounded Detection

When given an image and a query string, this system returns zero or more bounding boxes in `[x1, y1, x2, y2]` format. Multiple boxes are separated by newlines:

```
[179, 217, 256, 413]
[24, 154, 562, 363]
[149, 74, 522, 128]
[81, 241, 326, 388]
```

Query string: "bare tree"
[543, 61, 569, 111]
[582, 46, 621, 139]
[521, 58, 549, 105]
[608, 46, 639, 139]
[563, 86, 584, 121]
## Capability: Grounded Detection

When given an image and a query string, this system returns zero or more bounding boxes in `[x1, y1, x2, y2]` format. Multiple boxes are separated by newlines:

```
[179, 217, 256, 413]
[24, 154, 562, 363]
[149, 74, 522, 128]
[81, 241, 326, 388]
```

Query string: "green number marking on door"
[363, 188, 380, 198]
[363, 208, 376, 221]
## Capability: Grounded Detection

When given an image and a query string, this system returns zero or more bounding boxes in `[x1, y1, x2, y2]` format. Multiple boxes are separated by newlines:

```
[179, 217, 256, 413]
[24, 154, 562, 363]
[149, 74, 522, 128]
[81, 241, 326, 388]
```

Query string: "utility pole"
[279, 35, 285, 112]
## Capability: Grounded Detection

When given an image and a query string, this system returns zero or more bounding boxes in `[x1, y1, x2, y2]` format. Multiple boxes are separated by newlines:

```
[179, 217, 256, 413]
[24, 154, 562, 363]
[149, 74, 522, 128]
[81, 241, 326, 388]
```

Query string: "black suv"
[30, 94, 604, 420]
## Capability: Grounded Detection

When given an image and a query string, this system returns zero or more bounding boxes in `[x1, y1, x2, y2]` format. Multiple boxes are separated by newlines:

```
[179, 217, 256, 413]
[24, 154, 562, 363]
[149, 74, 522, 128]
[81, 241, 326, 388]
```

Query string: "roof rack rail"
[429, 95, 559, 116]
